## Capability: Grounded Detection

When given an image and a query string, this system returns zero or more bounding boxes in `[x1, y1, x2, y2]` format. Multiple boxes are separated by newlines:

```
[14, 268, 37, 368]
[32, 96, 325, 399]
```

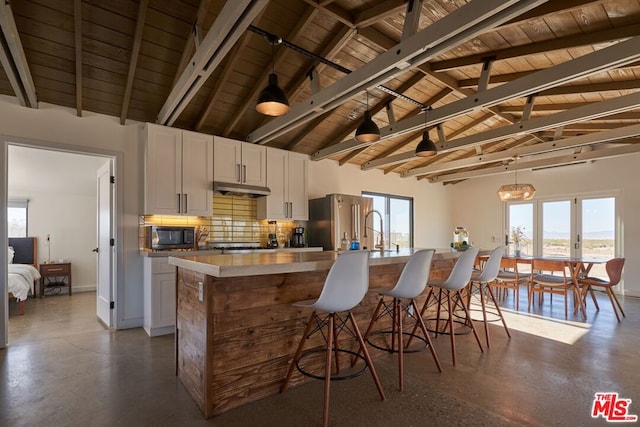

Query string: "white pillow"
[8, 246, 14, 264]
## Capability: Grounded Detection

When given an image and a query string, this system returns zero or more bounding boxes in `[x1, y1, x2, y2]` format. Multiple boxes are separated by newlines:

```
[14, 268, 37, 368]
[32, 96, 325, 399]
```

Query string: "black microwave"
[146, 226, 195, 250]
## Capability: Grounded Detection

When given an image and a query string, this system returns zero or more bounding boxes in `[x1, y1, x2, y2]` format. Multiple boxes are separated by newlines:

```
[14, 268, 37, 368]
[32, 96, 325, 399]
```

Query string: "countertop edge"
[167, 248, 480, 278]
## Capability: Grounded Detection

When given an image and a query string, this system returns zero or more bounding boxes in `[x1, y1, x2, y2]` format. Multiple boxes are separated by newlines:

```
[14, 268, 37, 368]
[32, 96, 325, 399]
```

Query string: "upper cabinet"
[213, 136, 266, 187]
[145, 123, 213, 216]
[257, 147, 308, 220]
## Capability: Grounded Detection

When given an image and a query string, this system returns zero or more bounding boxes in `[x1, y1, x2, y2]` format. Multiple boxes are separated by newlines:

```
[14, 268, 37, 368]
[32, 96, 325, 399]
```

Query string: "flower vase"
[514, 242, 521, 257]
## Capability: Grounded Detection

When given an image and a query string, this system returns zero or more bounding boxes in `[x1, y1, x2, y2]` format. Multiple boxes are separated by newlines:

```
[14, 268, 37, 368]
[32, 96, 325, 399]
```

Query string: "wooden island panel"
[175, 253, 459, 418]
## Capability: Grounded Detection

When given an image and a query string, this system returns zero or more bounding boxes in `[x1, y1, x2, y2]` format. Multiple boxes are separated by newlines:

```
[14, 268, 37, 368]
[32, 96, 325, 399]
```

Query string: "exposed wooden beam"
[404, 123, 640, 178]
[222, 6, 319, 136]
[430, 23, 640, 72]
[429, 143, 640, 183]
[195, 30, 253, 132]
[290, 72, 427, 152]
[303, 0, 354, 28]
[0, 0, 37, 108]
[356, 0, 408, 28]
[249, 0, 548, 145]
[441, 92, 640, 153]
[157, 0, 268, 126]
[502, 0, 603, 26]
[120, 0, 148, 125]
[540, 79, 640, 96]
[361, 112, 495, 170]
[74, 0, 82, 116]
[312, 35, 640, 161]
[172, 0, 211, 88]
[357, 26, 522, 129]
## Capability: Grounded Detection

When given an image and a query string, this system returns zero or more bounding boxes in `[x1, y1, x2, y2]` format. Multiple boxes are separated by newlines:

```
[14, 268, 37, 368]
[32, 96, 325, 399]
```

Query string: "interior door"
[96, 161, 113, 327]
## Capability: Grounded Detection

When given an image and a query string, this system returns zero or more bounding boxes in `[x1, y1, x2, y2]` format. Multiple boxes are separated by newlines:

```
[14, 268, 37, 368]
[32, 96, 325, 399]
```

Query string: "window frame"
[362, 191, 414, 249]
[8, 198, 29, 237]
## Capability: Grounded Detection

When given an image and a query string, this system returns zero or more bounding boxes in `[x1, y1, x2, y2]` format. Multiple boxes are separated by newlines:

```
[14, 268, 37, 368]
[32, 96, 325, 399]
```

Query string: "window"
[8, 199, 29, 237]
[362, 191, 413, 249]
[506, 194, 618, 279]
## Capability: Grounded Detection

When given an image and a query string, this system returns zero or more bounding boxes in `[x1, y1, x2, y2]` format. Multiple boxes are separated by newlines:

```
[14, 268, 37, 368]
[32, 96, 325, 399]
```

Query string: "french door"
[506, 194, 618, 278]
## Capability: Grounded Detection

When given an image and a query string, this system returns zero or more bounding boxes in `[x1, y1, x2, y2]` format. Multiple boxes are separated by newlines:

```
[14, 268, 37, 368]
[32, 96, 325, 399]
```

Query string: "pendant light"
[497, 155, 536, 201]
[256, 35, 290, 116]
[415, 106, 437, 157]
[355, 92, 380, 143]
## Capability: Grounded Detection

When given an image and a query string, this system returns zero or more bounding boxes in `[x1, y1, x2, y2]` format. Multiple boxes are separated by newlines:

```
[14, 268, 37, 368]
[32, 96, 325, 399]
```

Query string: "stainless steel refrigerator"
[308, 194, 374, 251]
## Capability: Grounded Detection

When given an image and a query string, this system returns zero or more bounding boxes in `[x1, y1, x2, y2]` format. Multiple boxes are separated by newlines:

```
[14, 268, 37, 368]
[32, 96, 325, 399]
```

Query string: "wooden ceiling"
[2, 0, 640, 184]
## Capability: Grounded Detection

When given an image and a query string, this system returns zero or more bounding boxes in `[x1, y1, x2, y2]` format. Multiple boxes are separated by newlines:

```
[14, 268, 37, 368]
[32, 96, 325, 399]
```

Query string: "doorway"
[2, 142, 116, 346]
[506, 193, 620, 279]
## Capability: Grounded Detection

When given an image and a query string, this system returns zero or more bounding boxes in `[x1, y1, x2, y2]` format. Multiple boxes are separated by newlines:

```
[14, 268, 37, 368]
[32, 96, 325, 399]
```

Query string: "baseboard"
[72, 285, 96, 293]
[144, 325, 175, 337]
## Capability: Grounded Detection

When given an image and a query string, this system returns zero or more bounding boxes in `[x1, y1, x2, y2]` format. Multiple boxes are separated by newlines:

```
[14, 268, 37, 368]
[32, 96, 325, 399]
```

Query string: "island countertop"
[168, 248, 462, 278]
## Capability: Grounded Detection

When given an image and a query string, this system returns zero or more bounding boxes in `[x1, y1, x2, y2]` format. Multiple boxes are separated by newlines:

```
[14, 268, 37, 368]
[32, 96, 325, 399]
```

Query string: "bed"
[8, 237, 40, 315]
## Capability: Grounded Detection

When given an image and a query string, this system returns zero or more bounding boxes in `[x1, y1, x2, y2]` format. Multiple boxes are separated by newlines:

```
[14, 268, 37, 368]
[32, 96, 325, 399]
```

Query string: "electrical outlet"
[198, 282, 204, 302]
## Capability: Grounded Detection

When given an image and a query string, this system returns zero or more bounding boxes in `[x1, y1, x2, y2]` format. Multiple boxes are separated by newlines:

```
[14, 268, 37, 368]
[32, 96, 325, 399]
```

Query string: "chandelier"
[497, 156, 536, 201]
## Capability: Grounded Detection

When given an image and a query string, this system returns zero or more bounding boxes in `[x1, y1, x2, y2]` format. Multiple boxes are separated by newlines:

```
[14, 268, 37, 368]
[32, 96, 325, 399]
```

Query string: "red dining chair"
[579, 258, 626, 322]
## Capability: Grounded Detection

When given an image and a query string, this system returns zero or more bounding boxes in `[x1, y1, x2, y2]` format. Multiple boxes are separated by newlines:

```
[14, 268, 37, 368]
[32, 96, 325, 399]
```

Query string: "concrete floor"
[2, 289, 639, 426]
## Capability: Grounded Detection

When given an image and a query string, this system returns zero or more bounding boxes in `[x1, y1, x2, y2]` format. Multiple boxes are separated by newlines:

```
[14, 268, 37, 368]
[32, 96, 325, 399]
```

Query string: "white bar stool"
[468, 246, 510, 348]
[415, 247, 484, 366]
[360, 249, 443, 391]
[280, 250, 385, 427]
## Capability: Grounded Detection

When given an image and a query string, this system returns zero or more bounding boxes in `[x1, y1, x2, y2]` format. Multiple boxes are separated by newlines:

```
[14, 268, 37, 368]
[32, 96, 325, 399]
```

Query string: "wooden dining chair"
[529, 259, 575, 319]
[579, 258, 626, 322]
[492, 257, 527, 311]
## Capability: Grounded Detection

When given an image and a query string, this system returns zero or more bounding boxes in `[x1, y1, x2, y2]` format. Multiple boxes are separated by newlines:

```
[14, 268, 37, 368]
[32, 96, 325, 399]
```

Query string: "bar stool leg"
[478, 283, 490, 348]
[446, 291, 456, 365]
[486, 283, 511, 339]
[410, 299, 443, 373]
[281, 311, 316, 393]
[455, 290, 484, 355]
[348, 312, 385, 401]
[396, 299, 404, 392]
[323, 314, 334, 427]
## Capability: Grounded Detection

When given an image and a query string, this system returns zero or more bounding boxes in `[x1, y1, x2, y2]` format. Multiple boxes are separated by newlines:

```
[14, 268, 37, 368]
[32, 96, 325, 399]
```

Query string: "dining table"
[480, 253, 609, 319]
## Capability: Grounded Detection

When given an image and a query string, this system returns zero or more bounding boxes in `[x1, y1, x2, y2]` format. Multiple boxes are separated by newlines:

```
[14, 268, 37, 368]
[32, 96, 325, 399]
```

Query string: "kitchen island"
[169, 249, 465, 418]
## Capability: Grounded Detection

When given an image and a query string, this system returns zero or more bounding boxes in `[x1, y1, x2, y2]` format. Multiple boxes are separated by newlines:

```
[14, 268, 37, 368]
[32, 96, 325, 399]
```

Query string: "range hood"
[213, 181, 271, 197]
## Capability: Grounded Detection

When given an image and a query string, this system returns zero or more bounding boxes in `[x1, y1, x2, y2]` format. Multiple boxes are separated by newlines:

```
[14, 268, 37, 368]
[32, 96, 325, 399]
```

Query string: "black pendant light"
[415, 106, 437, 157]
[256, 35, 290, 116]
[355, 92, 380, 143]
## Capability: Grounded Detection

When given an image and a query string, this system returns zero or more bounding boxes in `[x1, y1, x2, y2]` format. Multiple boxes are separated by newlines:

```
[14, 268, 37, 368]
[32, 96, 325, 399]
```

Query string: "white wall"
[9, 147, 107, 291]
[23, 192, 97, 290]
[0, 96, 144, 330]
[309, 160, 454, 248]
[448, 155, 640, 297]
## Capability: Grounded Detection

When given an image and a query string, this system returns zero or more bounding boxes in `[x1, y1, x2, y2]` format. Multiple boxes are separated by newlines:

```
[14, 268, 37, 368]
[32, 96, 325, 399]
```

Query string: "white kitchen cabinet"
[257, 148, 308, 220]
[213, 136, 267, 187]
[145, 123, 213, 216]
[143, 257, 176, 337]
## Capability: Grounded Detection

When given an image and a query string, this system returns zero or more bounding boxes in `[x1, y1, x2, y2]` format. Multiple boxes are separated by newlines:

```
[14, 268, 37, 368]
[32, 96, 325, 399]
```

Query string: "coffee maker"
[291, 226, 305, 247]
[267, 233, 279, 248]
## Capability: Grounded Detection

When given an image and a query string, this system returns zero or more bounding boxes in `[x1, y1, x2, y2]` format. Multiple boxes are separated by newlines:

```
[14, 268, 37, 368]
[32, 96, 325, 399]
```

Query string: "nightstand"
[39, 262, 72, 297]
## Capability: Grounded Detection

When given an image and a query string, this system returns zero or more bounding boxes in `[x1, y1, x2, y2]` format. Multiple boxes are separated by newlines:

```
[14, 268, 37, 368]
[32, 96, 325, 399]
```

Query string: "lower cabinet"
[143, 257, 176, 337]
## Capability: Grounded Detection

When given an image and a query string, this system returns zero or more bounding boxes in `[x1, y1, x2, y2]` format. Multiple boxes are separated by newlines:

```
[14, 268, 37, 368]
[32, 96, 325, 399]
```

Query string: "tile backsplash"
[141, 195, 299, 247]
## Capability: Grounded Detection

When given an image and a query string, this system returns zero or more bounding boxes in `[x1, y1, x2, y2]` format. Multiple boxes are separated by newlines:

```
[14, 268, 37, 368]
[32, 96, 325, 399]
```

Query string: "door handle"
[243, 165, 247, 183]
[177, 193, 181, 213]
[183, 193, 188, 213]
[236, 164, 241, 182]
[92, 247, 99, 253]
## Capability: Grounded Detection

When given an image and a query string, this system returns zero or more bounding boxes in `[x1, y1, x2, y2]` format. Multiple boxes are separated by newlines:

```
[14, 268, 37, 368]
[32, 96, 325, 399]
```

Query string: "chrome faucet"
[363, 210, 385, 251]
